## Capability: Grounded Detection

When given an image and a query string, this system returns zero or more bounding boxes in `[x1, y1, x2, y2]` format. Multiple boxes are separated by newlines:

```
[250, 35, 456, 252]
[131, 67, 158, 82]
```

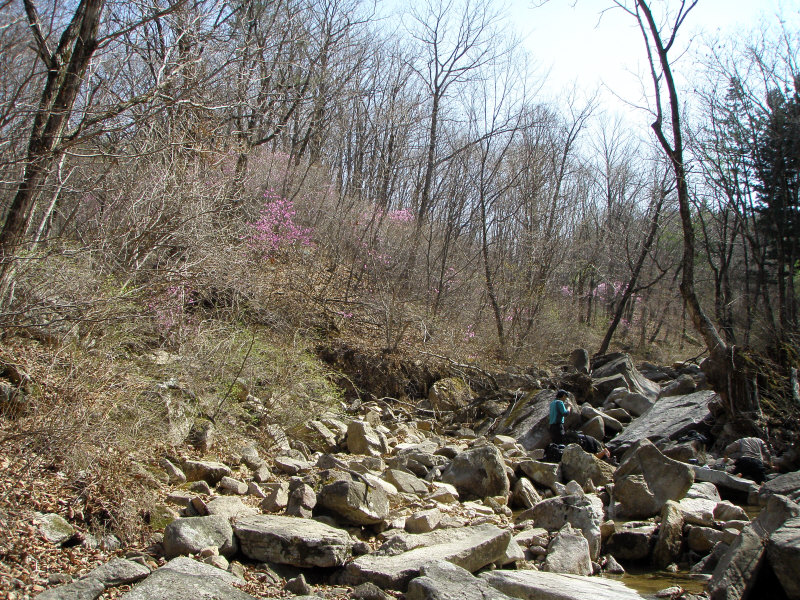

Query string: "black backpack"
[544, 443, 566, 463]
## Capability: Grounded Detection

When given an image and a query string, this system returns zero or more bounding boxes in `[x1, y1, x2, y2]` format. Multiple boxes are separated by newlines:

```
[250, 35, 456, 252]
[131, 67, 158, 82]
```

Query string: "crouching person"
[724, 436, 772, 484]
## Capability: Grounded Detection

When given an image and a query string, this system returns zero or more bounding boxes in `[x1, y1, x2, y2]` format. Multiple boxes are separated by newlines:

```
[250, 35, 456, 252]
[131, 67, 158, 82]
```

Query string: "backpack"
[544, 443, 566, 463]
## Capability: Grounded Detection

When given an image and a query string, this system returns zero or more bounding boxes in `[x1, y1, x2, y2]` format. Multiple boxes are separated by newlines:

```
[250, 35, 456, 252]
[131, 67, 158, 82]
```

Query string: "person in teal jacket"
[548, 390, 571, 444]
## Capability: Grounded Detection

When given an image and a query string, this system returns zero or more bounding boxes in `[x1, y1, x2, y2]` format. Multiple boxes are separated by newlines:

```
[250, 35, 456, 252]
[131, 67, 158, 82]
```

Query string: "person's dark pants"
[734, 456, 766, 483]
[549, 422, 565, 444]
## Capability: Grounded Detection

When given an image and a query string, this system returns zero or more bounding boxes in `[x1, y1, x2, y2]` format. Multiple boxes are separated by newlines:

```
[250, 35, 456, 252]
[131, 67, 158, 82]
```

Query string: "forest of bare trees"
[0, 0, 797, 381]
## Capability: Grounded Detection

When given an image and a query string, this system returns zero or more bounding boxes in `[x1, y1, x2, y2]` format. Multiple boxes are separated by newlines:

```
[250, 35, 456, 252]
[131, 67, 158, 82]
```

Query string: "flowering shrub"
[147, 283, 197, 344]
[248, 190, 314, 256]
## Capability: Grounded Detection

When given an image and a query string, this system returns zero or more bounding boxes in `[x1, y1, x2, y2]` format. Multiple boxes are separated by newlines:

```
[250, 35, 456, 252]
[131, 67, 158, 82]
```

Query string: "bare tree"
[613, 0, 761, 424]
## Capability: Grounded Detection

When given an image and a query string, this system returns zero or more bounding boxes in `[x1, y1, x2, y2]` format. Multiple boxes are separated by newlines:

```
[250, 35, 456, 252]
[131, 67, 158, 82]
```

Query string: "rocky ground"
[2, 350, 800, 600]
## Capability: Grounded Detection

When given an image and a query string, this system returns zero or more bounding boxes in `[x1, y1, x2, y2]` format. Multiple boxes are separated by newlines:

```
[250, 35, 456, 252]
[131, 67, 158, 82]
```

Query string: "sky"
[514, 0, 800, 124]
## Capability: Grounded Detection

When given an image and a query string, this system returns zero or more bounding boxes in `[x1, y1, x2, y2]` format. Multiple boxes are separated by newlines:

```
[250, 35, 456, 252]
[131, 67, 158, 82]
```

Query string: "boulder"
[653, 500, 684, 568]
[687, 526, 737, 553]
[347, 420, 389, 457]
[569, 349, 591, 374]
[384, 469, 429, 495]
[613, 440, 694, 518]
[518, 460, 562, 493]
[181, 460, 232, 485]
[480, 569, 644, 600]
[659, 374, 697, 398]
[708, 495, 800, 600]
[318, 479, 389, 525]
[494, 390, 580, 450]
[692, 466, 759, 504]
[544, 524, 592, 575]
[608, 389, 654, 417]
[406, 509, 442, 534]
[592, 354, 660, 401]
[439, 445, 510, 500]
[35, 577, 106, 600]
[677, 497, 718, 526]
[606, 523, 657, 562]
[519, 494, 603, 560]
[260, 482, 289, 513]
[759, 470, 800, 506]
[83, 558, 151, 588]
[428, 378, 473, 412]
[233, 514, 355, 567]
[205, 497, 258, 521]
[686, 481, 722, 501]
[286, 483, 317, 518]
[767, 516, 800, 600]
[343, 524, 511, 590]
[120, 557, 252, 600]
[580, 416, 605, 440]
[406, 560, 514, 600]
[511, 478, 541, 510]
[607, 391, 716, 454]
[34, 513, 75, 545]
[218, 476, 248, 495]
[160, 458, 186, 484]
[163, 515, 237, 558]
[560, 444, 615, 489]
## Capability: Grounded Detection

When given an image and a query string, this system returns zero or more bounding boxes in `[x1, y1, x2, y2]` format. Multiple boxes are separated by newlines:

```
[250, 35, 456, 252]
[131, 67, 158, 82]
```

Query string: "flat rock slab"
[692, 466, 759, 504]
[234, 514, 355, 567]
[35, 578, 105, 600]
[480, 569, 644, 600]
[407, 560, 514, 600]
[760, 471, 800, 505]
[607, 390, 716, 454]
[84, 558, 150, 587]
[120, 558, 253, 600]
[343, 523, 511, 590]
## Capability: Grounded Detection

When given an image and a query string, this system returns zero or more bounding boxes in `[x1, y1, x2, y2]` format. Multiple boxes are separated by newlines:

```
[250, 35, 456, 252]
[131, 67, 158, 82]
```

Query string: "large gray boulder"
[318, 478, 389, 525]
[518, 494, 603, 560]
[605, 523, 657, 562]
[439, 445, 509, 500]
[406, 560, 514, 600]
[83, 558, 151, 588]
[560, 444, 615, 489]
[767, 515, 800, 600]
[593, 354, 660, 400]
[343, 524, 511, 590]
[121, 557, 252, 600]
[347, 420, 389, 457]
[518, 460, 562, 493]
[613, 440, 694, 518]
[607, 391, 716, 454]
[708, 495, 800, 600]
[759, 470, 800, 506]
[233, 514, 355, 567]
[606, 388, 654, 417]
[543, 524, 592, 575]
[384, 469, 429, 495]
[494, 390, 580, 450]
[480, 569, 644, 600]
[163, 515, 237, 558]
[35, 579, 105, 600]
[653, 500, 684, 568]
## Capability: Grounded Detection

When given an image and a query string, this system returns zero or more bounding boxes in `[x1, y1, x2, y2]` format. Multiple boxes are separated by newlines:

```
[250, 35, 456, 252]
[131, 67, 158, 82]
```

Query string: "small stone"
[284, 574, 312, 595]
[188, 480, 213, 495]
[219, 476, 248, 495]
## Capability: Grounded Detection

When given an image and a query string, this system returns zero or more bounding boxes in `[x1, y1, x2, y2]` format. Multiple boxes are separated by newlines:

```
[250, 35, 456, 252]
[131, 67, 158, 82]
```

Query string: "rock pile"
[32, 351, 800, 600]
